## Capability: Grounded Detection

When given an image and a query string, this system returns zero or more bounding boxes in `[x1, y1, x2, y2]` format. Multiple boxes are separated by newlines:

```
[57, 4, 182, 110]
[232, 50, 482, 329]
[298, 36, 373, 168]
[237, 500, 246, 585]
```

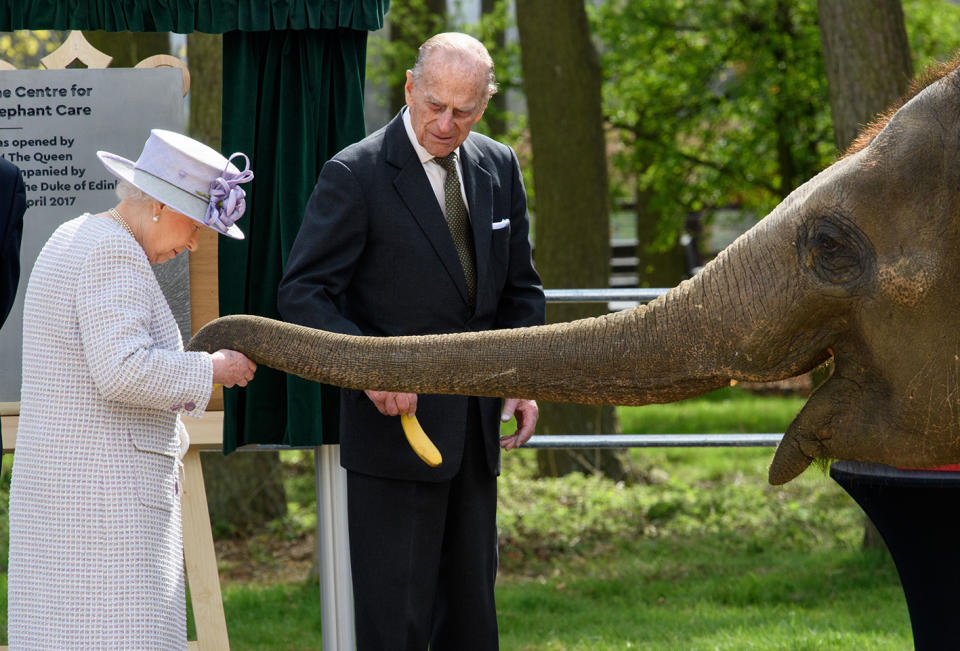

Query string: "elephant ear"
[768, 375, 888, 484]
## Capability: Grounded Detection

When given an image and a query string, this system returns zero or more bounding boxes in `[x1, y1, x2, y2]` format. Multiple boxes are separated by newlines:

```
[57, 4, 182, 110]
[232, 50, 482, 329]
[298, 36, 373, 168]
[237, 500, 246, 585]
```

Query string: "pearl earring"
[152, 215, 159, 222]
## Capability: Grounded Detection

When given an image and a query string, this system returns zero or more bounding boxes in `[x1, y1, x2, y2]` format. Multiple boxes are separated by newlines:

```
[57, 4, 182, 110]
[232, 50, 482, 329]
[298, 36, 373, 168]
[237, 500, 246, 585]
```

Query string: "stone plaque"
[0, 68, 187, 402]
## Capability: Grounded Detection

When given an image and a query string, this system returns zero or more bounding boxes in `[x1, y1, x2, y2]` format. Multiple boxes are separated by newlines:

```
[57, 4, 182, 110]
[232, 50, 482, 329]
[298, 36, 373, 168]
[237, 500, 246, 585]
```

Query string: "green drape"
[2, 1, 387, 451]
[0, 0, 387, 32]
[219, 28, 369, 451]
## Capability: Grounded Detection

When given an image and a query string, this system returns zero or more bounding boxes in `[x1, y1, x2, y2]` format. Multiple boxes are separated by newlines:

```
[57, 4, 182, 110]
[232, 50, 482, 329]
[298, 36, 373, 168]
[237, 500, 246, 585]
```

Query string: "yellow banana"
[400, 413, 443, 467]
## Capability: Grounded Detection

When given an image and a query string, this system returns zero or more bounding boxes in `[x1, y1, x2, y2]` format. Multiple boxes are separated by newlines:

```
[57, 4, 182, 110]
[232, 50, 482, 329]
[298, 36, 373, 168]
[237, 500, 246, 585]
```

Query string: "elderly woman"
[8, 129, 257, 649]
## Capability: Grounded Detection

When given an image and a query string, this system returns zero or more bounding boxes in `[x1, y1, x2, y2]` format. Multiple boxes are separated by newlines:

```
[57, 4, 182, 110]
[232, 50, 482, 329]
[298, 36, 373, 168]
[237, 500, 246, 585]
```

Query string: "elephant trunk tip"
[185, 315, 242, 354]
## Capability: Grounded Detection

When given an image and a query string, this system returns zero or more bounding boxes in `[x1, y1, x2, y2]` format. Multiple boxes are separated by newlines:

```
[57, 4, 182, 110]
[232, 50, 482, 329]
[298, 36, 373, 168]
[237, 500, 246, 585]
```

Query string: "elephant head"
[188, 60, 960, 485]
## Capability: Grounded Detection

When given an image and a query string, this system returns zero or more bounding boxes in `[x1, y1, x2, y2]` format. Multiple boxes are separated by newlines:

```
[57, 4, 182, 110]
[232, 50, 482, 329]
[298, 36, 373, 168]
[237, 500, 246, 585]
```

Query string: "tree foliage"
[0, 30, 63, 69]
[592, 0, 831, 261]
[904, 0, 960, 69]
[591, 0, 960, 263]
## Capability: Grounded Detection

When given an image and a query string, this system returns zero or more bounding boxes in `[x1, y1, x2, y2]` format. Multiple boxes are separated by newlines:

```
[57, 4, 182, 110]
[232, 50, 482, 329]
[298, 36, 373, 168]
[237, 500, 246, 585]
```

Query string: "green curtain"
[0, 0, 387, 32]
[1, 1, 387, 451]
[219, 28, 369, 451]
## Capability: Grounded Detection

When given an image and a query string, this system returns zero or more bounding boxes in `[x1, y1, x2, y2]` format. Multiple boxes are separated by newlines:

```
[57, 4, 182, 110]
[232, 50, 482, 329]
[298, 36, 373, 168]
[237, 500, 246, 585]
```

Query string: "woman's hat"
[97, 129, 254, 240]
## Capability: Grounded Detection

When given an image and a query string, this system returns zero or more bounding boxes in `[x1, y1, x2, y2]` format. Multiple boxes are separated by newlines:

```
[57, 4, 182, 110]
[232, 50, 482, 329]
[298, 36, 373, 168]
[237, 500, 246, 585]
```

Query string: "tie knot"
[434, 152, 458, 172]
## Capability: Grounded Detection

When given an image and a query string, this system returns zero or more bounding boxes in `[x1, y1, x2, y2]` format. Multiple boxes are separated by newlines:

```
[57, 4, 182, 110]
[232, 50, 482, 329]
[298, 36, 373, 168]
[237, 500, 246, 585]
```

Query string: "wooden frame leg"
[182, 448, 230, 650]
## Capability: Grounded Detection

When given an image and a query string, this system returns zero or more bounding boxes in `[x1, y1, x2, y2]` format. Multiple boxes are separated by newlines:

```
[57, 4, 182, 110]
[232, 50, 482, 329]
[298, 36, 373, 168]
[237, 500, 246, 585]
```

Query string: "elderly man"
[279, 32, 545, 650]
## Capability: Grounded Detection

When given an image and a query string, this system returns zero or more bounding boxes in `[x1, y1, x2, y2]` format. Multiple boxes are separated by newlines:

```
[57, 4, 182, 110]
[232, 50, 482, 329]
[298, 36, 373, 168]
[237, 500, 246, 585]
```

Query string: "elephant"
[188, 58, 960, 486]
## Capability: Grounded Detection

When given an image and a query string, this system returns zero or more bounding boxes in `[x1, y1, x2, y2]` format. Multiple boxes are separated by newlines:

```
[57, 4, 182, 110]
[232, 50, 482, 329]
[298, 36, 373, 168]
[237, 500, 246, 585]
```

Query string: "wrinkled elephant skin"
[188, 61, 960, 485]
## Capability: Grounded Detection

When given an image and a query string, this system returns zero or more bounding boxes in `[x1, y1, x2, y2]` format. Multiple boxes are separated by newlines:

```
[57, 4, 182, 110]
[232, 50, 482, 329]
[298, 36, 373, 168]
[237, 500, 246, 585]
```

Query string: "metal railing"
[544, 287, 667, 303]
[524, 433, 783, 448]
[247, 434, 784, 451]
[528, 287, 785, 450]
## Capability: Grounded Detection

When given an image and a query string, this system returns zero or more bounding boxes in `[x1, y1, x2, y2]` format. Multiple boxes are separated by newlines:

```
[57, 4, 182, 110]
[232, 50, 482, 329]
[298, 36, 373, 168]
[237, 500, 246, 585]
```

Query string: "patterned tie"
[434, 152, 476, 304]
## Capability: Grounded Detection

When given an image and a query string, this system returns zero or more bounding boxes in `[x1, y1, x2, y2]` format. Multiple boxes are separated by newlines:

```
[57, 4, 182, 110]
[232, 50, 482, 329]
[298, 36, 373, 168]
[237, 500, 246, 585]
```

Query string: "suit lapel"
[386, 114, 473, 305]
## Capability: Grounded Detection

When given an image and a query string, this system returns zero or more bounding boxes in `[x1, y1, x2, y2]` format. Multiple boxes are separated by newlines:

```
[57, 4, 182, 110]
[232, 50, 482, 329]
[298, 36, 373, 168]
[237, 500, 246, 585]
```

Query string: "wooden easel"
[0, 32, 229, 650]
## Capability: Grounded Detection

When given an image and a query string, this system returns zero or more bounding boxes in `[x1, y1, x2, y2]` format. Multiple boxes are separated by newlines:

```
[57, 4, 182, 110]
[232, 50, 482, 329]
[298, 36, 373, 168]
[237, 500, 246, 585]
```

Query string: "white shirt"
[403, 107, 471, 221]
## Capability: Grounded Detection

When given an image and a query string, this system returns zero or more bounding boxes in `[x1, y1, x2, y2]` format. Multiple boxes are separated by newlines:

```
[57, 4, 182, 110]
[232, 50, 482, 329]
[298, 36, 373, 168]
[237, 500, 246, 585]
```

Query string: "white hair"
[115, 179, 154, 203]
[411, 32, 498, 101]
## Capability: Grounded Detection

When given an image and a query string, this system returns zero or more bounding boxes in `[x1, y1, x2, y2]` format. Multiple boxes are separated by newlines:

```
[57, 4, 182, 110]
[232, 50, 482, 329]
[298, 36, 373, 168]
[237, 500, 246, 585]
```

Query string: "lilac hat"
[97, 129, 254, 240]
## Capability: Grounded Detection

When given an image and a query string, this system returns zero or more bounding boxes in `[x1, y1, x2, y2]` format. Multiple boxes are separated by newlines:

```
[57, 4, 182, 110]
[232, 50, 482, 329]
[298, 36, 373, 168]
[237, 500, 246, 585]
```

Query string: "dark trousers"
[347, 398, 499, 651]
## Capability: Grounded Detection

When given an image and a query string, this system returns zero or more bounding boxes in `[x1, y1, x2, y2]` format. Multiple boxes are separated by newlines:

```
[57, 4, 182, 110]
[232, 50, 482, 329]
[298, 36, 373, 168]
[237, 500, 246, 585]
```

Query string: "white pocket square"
[491, 218, 510, 230]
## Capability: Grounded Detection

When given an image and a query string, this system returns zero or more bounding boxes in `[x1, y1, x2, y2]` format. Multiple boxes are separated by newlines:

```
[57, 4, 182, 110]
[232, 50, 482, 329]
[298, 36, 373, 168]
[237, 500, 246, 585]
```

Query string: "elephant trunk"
[188, 307, 715, 405]
[187, 225, 821, 405]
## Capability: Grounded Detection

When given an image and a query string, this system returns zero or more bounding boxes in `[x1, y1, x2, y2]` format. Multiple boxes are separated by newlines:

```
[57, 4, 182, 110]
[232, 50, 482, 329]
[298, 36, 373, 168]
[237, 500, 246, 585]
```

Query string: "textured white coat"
[9, 214, 213, 649]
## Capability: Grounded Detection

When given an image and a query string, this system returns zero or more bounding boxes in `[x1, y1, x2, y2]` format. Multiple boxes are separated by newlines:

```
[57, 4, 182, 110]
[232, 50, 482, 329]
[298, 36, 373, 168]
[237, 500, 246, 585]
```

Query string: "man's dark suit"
[0, 156, 26, 327]
[278, 110, 544, 649]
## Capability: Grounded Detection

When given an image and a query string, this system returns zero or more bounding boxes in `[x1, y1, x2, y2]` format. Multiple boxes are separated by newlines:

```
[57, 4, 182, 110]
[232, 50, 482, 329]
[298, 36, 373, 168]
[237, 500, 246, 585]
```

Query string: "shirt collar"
[402, 106, 459, 165]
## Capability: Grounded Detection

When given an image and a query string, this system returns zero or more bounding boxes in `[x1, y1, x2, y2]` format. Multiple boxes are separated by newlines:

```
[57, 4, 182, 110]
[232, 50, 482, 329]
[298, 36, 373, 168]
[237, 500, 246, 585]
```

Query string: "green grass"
[490, 421, 910, 649]
[496, 546, 907, 650]
[618, 385, 807, 435]
[221, 583, 324, 650]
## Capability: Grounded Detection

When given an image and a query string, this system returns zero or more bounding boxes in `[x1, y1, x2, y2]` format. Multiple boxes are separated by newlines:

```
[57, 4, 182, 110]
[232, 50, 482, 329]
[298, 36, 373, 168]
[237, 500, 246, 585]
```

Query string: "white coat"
[8, 214, 213, 649]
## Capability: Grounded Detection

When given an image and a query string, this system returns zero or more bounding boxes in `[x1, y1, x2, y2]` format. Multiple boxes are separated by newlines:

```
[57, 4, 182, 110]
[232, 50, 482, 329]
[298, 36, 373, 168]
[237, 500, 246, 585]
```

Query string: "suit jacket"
[0, 156, 25, 327]
[279, 111, 545, 481]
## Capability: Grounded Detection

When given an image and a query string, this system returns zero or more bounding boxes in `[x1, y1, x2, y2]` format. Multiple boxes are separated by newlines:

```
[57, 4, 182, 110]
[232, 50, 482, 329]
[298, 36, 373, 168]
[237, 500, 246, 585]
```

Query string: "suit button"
[184, 402, 196, 411]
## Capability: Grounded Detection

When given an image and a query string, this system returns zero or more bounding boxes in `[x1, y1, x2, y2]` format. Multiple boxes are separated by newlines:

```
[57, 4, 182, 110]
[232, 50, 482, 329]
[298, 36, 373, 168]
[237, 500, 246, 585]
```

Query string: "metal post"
[315, 444, 355, 650]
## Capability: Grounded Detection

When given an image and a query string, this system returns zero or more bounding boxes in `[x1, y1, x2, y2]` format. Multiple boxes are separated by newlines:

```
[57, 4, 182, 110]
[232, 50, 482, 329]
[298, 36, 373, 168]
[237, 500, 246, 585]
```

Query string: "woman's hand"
[211, 349, 257, 387]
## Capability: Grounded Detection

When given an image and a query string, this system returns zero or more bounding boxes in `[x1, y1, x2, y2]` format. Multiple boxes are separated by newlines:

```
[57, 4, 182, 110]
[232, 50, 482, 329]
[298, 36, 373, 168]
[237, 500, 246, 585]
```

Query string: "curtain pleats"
[0, 0, 387, 33]
[218, 28, 369, 450]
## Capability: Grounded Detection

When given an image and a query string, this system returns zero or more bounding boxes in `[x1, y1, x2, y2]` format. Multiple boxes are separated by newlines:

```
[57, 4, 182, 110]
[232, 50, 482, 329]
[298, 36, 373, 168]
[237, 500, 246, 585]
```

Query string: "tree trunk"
[634, 185, 687, 288]
[817, 0, 913, 152]
[185, 32, 288, 537]
[516, 0, 626, 480]
[818, 0, 911, 551]
[185, 33, 222, 150]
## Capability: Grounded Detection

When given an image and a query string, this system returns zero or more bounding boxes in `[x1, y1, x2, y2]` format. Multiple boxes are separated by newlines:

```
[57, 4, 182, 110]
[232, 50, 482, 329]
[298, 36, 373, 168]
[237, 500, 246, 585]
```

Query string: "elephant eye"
[798, 216, 873, 288]
[815, 233, 839, 252]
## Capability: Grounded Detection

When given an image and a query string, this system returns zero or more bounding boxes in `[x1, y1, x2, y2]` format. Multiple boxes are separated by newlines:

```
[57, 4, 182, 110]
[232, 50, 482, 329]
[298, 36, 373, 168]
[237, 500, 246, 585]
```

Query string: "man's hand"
[365, 390, 418, 416]
[499, 398, 538, 450]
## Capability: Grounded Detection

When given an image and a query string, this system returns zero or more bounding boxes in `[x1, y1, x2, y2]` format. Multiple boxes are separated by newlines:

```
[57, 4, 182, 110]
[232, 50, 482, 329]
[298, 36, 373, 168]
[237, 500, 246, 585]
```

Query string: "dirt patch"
[215, 533, 315, 585]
